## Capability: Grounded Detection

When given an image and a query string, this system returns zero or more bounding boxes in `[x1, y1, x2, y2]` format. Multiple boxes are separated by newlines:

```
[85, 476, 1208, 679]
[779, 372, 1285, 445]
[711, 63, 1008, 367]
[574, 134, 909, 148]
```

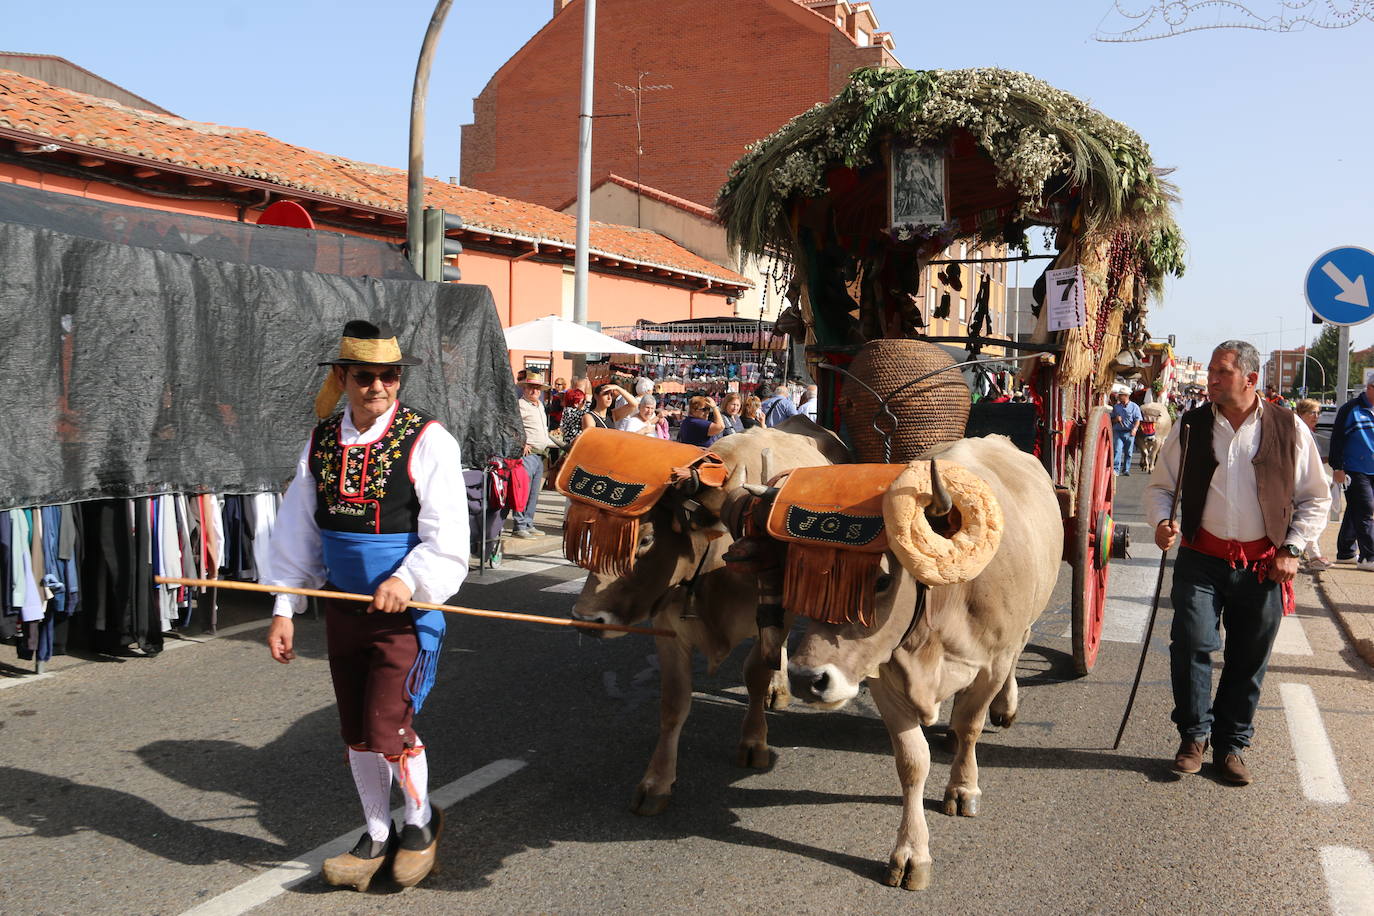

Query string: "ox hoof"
[942, 788, 979, 818]
[989, 709, 1017, 729]
[630, 786, 673, 817]
[885, 857, 932, 891]
[766, 685, 793, 711]
[735, 742, 773, 770]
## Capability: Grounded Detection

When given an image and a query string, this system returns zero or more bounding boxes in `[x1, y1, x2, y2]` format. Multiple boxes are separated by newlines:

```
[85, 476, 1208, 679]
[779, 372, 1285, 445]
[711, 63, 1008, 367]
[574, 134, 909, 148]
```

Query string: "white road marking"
[541, 576, 588, 594]
[179, 758, 526, 916]
[161, 619, 270, 652]
[1322, 846, 1374, 916]
[1272, 613, 1313, 656]
[464, 551, 573, 585]
[0, 671, 54, 690]
[1279, 682, 1348, 804]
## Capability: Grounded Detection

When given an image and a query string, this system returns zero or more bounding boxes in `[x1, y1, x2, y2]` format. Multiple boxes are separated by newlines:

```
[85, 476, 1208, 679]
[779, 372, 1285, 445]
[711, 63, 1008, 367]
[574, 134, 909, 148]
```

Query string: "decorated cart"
[717, 67, 1185, 674]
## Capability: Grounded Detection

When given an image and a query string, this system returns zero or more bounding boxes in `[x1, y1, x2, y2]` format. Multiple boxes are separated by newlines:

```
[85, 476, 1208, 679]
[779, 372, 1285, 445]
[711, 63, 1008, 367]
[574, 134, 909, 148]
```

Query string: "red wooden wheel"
[1071, 406, 1115, 675]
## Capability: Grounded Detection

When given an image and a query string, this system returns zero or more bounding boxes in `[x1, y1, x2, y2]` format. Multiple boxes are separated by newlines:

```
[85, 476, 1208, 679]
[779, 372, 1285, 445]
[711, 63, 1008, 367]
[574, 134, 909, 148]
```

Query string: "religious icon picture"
[890, 145, 948, 230]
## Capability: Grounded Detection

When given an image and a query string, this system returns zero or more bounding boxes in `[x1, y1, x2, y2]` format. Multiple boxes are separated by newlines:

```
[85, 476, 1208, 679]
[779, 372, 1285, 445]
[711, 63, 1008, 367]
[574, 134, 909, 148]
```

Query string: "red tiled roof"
[0, 69, 749, 288]
[558, 173, 720, 221]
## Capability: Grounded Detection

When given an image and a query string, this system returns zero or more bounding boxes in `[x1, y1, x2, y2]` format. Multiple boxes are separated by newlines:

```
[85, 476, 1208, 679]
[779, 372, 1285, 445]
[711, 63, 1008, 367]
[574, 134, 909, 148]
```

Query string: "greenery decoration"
[717, 67, 1186, 288]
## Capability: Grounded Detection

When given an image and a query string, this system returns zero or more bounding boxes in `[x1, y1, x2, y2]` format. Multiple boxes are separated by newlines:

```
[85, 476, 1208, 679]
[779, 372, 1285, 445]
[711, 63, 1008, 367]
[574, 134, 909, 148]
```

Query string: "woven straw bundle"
[883, 459, 1004, 586]
[840, 339, 971, 464]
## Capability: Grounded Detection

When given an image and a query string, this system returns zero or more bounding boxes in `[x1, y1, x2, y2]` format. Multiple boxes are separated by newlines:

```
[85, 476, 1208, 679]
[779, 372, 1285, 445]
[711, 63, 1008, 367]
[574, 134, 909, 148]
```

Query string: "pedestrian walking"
[1329, 372, 1374, 569]
[512, 370, 556, 538]
[1293, 398, 1334, 570]
[1111, 390, 1142, 475]
[265, 319, 468, 890]
[1145, 340, 1329, 786]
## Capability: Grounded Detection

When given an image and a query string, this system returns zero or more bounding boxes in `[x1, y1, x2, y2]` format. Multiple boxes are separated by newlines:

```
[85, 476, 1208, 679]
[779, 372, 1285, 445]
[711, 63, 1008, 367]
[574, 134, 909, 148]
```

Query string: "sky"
[6, 0, 1373, 365]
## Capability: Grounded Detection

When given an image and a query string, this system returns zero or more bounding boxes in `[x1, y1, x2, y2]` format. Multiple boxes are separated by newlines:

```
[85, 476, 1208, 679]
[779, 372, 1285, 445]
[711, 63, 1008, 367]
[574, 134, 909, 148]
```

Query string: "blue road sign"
[1305, 246, 1374, 326]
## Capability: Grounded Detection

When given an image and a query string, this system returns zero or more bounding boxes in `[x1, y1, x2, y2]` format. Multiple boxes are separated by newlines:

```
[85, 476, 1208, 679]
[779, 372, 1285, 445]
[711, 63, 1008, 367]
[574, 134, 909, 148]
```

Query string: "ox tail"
[564, 502, 640, 577]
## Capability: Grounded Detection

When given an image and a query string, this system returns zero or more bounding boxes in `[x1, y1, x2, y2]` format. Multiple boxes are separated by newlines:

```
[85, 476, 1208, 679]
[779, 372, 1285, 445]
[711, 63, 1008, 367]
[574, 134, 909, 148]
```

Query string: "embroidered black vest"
[308, 403, 437, 534]
[1178, 402, 1297, 546]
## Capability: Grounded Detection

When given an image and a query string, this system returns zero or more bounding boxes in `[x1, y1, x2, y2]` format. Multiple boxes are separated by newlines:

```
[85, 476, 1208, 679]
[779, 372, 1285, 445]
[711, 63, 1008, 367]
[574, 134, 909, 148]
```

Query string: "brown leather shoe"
[1217, 752, 1253, 786]
[1172, 737, 1209, 774]
[392, 805, 444, 888]
[321, 827, 394, 892]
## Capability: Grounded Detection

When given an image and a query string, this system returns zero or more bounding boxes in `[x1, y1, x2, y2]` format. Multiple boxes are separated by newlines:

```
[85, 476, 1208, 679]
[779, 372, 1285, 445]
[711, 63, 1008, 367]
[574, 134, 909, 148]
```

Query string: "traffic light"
[421, 208, 463, 282]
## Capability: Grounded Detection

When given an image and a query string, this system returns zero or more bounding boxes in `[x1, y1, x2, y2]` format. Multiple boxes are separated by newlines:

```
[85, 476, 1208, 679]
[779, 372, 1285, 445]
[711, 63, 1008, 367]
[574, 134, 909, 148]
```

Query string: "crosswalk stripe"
[464, 550, 573, 585]
[1281, 682, 1349, 804]
[1272, 613, 1313, 656]
[1060, 524, 1158, 644]
[541, 576, 588, 594]
[1321, 846, 1374, 915]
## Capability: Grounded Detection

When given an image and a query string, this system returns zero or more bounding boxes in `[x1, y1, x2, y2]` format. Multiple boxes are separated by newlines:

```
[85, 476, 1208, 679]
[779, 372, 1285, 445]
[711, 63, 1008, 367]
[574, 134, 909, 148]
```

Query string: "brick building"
[0, 66, 749, 382]
[461, 0, 899, 212]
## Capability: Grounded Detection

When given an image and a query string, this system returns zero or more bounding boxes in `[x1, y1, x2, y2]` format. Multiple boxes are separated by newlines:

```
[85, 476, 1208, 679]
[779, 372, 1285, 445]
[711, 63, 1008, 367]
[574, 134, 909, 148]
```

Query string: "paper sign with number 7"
[1046, 265, 1086, 331]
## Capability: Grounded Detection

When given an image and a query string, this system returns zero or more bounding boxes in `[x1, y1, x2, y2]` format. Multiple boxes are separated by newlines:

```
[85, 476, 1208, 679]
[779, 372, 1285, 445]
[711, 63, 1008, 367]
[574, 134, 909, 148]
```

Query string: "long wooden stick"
[1112, 423, 1190, 750]
[153, 576, 676, 638]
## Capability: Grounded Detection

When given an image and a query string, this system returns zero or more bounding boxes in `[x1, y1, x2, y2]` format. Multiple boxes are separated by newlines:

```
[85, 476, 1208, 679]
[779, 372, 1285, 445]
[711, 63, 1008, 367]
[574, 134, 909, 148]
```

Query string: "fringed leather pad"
[765, 464, 906, 626]
[556, 428, 727, 576]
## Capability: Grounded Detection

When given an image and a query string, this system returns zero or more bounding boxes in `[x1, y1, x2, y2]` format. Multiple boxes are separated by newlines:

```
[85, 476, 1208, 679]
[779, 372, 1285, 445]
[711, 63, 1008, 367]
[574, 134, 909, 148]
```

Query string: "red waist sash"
[1182, 528, 1295, 616]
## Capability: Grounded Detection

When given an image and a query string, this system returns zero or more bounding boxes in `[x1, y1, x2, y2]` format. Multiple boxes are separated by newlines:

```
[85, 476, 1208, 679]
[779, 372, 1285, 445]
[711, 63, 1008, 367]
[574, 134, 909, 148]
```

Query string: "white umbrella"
[503, 315, 647, 356]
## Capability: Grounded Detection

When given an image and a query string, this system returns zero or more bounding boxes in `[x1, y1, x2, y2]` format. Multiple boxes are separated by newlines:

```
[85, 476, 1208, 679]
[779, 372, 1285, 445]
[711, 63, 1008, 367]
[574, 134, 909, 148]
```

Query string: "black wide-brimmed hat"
[318, 319, 423, 367]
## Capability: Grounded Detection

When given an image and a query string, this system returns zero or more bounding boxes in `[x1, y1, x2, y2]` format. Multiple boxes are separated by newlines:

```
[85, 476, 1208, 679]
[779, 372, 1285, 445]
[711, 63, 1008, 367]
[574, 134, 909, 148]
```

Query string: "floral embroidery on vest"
[312, 407, 429, 530]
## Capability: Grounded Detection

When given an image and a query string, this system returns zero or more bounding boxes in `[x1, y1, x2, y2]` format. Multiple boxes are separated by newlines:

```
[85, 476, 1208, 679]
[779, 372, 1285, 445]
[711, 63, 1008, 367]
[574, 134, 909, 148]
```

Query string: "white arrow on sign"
[1321, 260, 1370, 309]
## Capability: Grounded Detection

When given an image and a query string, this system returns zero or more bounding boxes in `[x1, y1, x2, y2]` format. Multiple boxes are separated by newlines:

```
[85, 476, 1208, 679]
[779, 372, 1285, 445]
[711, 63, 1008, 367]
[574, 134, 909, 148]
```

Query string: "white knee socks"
[389, 744, 432, 828]
[348, 747, 394, 843]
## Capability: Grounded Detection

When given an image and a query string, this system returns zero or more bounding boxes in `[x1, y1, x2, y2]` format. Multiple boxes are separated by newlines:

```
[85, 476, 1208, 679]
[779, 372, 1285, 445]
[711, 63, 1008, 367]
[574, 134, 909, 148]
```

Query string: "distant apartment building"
[1265, 346, 1308, 391]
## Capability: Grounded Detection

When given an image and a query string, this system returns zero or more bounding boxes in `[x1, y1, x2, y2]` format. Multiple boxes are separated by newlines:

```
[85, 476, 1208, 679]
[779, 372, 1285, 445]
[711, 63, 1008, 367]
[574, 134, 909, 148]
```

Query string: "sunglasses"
[348, 368, 402, 387]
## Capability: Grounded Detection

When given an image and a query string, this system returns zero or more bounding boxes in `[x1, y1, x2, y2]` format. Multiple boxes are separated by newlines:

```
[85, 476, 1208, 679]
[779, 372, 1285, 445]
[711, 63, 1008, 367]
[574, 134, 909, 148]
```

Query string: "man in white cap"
[514, 369, 555, 538]
[265, 319, 467, 891]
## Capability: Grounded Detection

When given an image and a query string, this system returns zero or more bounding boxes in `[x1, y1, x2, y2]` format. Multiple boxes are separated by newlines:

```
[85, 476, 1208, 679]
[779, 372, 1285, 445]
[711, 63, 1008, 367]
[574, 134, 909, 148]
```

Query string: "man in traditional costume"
[1146, 340, 1328, 786]
[266, 320, 468, 890]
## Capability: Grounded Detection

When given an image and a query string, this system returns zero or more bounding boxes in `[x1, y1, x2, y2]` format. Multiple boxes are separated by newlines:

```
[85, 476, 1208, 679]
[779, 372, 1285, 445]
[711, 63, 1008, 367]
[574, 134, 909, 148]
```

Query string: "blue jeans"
[1112, 432, 1136, 474]
[513, 453, 544, 531]
[1336, 470, 1374, 561]
[1169, 547, 1283, 753]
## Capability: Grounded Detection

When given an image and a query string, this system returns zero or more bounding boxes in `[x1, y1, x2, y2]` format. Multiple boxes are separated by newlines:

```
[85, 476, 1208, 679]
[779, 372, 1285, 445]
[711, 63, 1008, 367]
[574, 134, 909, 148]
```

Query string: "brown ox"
[569, 418, 850, 815]
[785, 435, 1062, 890]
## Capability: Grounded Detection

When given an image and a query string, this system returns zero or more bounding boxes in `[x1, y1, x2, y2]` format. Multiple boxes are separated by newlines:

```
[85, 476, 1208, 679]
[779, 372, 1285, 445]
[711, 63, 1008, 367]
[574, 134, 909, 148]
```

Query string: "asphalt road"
[2, 472, 1372, 915]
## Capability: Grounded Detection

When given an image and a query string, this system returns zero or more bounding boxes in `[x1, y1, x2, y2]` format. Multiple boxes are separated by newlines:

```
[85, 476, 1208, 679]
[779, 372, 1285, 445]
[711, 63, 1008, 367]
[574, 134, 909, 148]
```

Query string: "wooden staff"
[1112, 423, 1190, 750]
[153, 576, 676, 638]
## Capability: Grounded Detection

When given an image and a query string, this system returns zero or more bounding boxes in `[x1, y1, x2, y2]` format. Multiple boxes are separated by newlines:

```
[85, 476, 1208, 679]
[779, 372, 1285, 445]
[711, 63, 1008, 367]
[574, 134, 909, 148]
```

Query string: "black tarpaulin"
[0, 218, 523, 510]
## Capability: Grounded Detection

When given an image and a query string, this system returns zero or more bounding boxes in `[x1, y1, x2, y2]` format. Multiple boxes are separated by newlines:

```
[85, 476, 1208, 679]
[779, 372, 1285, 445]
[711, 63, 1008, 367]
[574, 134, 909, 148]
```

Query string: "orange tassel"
[783, 545, 882, 626]
[563, 501, 640, 577]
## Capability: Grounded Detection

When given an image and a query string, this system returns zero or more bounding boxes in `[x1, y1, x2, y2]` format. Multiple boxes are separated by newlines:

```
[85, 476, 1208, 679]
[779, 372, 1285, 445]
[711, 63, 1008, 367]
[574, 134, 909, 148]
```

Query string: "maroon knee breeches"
[322, 596, 420, 756]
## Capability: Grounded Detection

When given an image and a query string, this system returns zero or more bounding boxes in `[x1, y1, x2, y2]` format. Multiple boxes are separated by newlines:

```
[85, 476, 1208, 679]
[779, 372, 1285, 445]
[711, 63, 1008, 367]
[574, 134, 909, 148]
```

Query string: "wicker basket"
[840, 339, 971, 463]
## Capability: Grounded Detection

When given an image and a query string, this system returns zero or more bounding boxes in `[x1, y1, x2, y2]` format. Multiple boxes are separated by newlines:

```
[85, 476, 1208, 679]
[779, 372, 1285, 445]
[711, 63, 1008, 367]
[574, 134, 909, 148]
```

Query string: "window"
[856, 28, 870, 46]
[959, 297, 967, 323]
[928, 285, 937, 312]
[960, 242, 968, 261]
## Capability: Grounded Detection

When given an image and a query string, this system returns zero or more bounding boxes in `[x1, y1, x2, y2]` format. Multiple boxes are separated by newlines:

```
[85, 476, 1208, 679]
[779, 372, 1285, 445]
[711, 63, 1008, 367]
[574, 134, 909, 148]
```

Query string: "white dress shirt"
[1143, 401, 1330, 547]
[266, 401, 470, 617]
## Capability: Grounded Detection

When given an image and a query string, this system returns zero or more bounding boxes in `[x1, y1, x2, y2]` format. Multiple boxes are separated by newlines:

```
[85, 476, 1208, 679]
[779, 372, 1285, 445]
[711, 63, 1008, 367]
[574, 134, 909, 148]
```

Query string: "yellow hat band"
[338, 335, 403, 363]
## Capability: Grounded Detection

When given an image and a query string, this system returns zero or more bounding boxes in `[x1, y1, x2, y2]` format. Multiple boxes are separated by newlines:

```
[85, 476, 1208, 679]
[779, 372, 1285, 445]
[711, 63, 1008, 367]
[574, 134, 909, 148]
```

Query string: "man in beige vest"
[1145, 340, 1328, 786]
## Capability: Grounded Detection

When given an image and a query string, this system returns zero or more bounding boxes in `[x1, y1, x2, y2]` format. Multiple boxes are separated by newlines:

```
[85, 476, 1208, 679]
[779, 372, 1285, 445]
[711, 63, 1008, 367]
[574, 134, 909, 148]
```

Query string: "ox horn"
[726, 463, 747, 491]
[926, 459, 953, 517]
[742, 483, 780, 500]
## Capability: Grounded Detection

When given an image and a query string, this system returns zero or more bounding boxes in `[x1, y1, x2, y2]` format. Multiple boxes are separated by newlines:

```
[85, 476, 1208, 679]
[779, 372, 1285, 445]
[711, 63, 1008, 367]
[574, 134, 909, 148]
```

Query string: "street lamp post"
[406, 0, 454, 272]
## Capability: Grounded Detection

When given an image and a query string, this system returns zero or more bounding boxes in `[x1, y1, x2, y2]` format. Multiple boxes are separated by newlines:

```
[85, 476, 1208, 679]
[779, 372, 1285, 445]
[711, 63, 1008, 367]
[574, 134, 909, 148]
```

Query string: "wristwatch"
[1280, 543, 1302, 558]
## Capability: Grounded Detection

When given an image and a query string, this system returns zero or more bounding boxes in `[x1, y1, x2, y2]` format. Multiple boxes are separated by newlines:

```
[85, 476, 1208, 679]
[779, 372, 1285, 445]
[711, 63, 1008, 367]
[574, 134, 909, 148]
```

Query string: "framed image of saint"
[890, 145, 947, 229]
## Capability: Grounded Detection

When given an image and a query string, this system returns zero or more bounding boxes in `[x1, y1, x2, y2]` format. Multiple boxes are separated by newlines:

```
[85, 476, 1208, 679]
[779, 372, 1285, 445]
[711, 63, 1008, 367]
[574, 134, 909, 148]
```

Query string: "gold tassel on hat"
[314, 368, 345, 419]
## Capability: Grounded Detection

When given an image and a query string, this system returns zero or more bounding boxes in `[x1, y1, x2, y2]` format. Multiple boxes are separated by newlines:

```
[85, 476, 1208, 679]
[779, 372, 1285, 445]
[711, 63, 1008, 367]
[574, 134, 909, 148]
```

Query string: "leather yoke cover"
[766, 464, 906, 554]
[556, 427, 708, 518]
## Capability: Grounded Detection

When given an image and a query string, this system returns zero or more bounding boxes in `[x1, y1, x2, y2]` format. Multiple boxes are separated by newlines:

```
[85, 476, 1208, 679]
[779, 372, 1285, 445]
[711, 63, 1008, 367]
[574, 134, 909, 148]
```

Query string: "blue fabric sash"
[320, 530, 445, 713]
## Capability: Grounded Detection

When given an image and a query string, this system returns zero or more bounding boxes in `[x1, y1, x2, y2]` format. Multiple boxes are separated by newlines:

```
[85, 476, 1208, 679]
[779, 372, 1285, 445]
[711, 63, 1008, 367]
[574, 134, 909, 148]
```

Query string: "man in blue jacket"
[1330, 372, 1374, 569]
[1111, 389, 1143, 475]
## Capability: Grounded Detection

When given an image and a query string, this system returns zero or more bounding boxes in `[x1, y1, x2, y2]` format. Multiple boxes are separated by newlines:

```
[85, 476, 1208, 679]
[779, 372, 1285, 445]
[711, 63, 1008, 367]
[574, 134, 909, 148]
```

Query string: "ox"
[569, 418, 850, 815]
[784, 435, 1062, 890]
[1138, 402, 1171, 474]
